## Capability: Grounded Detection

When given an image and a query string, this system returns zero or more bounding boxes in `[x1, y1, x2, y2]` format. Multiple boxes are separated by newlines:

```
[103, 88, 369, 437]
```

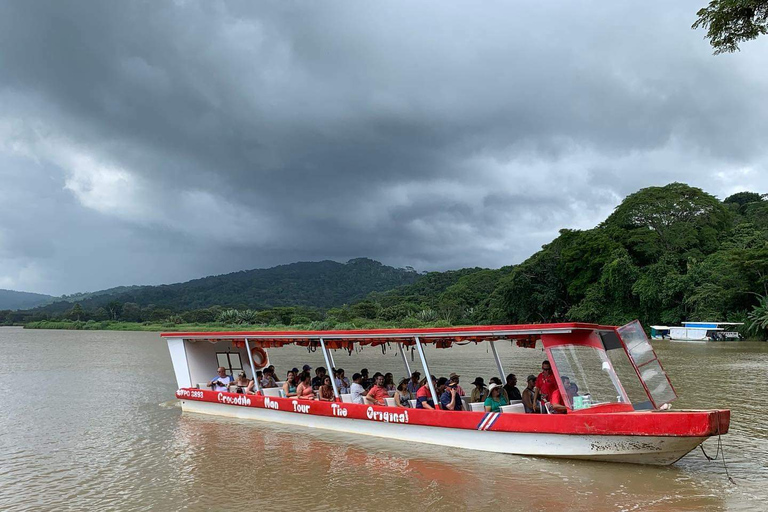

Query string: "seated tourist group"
[208, 359, 572, 413]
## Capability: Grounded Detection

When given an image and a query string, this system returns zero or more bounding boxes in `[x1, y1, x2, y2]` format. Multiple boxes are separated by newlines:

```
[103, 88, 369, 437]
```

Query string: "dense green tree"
[604, 183, 730, 264]
[693, 0, 768, 54]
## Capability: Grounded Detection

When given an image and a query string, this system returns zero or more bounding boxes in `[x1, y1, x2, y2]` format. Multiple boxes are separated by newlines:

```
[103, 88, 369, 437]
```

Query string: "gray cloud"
[0, 0, 767, 295]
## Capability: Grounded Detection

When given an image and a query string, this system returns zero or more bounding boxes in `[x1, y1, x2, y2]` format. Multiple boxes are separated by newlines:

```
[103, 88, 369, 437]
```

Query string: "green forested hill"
[20, 258, 419, 316]
[0, 289, 53, 310]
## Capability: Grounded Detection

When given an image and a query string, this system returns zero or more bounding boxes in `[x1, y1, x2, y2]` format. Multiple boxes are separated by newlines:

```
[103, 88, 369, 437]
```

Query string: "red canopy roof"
[160, 323, 615, 348]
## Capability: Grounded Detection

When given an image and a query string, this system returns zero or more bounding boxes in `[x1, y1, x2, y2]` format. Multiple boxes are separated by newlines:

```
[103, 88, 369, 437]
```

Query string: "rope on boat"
[699, 410, 735, 485]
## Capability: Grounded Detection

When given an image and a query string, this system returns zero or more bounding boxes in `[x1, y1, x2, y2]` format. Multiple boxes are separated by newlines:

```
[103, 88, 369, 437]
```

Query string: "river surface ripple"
[0, 327, 766, 511]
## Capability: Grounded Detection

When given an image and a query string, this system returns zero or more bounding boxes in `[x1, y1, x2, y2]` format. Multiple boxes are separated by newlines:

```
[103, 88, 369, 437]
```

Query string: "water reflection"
[168, 413, 732, 511]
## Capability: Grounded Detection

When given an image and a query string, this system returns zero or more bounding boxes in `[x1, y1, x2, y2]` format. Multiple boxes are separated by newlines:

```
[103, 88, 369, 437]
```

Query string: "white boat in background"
[651, 322, 744, 342]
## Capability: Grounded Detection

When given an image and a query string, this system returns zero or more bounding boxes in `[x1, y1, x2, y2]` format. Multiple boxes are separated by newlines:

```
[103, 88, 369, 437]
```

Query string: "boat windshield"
[548, 345, 628, 409]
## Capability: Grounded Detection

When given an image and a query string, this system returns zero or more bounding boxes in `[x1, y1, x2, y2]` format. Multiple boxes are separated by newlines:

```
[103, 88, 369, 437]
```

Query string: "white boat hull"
[180, 399, 706, 465]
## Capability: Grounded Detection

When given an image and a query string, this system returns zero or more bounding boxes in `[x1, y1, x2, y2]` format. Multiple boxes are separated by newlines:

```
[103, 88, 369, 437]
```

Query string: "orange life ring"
[251, 346, 269, 368]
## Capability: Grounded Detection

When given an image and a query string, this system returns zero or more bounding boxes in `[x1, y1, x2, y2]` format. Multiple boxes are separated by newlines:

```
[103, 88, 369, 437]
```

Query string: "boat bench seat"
[262, 388, 283, 398]
[340, 393, 353, 403]
[500, 404, 525, 414]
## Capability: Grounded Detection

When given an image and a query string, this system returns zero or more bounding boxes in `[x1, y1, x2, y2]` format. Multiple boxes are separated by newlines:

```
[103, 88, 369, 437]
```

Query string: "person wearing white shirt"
[350, 373, 366, 404]
[208, 367, 233, 392]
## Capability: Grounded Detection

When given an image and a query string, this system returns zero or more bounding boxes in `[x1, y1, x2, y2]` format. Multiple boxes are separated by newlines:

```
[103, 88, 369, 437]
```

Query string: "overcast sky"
[1, 1, 767, 295]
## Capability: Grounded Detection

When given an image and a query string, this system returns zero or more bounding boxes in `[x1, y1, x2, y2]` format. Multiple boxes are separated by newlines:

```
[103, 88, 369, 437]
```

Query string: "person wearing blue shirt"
[439, 380, 463, 411]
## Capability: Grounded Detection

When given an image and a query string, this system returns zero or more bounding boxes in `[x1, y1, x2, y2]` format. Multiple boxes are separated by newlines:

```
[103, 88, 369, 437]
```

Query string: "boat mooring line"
[699, 411, 735, 485]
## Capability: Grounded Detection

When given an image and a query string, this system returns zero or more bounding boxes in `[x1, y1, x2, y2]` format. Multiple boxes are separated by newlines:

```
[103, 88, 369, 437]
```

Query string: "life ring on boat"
[251, 346, 269, 369]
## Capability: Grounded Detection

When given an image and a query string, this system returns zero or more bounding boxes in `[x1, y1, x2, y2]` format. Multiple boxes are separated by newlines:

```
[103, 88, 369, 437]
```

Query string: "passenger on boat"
[208, 367, 233, 391]
[535, 360, 557, 401]
[260, 368, 277, 388]
[350, 373, 366, 404]
[449, 373, 465, 396]
[561, 376, 574, 401]
[384, 373, 396, 392]
[312, 367, 327, 389]
[522, 375, 539, 413]
[233, 371, 249, 393]
[489, 377, 509, 402]
[415, 375, 437, 409]
[318, 376, 335, 401]
[470, 377, 488, 403]
[360, 368, 371, 388]
[296, 372, 316, 400]
[484, 383, 509, 413]
[283, 371, 298, 398]
[504, 373, 522, 401]
[302, 364, 312, 375]
[246, 371, 261, 394]
[334, 368, 351, 394]
[439, 380, 463, 411]
[394, 378, 412, 407]
[365, 374, 389, 406]
[406, 371, 422, 395]
[547, 386, 568, 414]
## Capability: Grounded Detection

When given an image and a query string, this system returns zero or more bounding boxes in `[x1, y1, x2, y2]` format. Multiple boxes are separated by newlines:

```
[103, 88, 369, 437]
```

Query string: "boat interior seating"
[469, 402, 485, 412]
[500, 403, 525, 414]
[340, 394, 353, 403]
[262, 388, 283, 398]
[384, 397, 396, 407]
[408, 399, 417, 408]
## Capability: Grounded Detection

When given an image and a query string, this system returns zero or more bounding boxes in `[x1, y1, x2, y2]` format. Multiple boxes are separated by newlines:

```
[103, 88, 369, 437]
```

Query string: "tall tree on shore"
[693, 0, 768, 53]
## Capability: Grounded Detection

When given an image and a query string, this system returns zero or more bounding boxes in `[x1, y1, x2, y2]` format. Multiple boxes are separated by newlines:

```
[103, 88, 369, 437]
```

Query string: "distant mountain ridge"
[0, 289, 53, 310]
[31, 258, 420, 313]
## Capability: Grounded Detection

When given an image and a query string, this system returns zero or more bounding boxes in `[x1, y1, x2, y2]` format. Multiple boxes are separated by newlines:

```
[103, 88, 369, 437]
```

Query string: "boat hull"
[176, 390, 727, 465]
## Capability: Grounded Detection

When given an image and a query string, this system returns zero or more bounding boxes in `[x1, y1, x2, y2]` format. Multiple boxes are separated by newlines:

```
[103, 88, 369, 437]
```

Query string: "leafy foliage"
[693, 0, 768, 54]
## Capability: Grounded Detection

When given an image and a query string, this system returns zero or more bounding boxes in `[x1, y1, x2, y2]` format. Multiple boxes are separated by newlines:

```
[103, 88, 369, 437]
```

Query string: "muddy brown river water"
[1, 327, 766, 511]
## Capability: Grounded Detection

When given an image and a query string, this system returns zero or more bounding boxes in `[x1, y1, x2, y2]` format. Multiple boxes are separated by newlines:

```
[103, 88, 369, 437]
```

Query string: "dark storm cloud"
[0, 0, 766, 294]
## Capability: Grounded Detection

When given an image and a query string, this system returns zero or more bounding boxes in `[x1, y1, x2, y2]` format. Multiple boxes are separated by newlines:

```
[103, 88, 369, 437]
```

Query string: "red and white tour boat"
[162, 321, 729, 465]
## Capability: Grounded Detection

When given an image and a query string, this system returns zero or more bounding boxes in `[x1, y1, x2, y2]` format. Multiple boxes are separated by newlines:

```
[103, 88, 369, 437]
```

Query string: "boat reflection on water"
[169, 414, 728, 511]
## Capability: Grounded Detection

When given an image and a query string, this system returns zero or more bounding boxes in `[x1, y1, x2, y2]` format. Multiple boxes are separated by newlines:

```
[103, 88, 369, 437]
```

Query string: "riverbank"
[21, 318, 453, 332]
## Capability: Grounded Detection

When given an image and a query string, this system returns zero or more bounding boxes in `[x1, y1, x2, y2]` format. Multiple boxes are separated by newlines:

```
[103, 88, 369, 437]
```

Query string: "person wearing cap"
[439, 380, 463, 411]
[504, 373, 522, 401]
[470, 377, 488, 403]
[449, 373, 465, 396]
[522, 375, 539, 413]
[415, 375, 437, 409]
[312, 367, 326, 389]
[406, 371, 422, 395]
[484, 383, 509, 413]
[489, 377, 509, 402]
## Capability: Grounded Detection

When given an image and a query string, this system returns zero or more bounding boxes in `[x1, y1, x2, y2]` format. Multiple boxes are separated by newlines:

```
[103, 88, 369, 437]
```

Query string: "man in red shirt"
[364, 374, 389, 406]
[547, 387, 568, 414]
[535, 360, 556, 400]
